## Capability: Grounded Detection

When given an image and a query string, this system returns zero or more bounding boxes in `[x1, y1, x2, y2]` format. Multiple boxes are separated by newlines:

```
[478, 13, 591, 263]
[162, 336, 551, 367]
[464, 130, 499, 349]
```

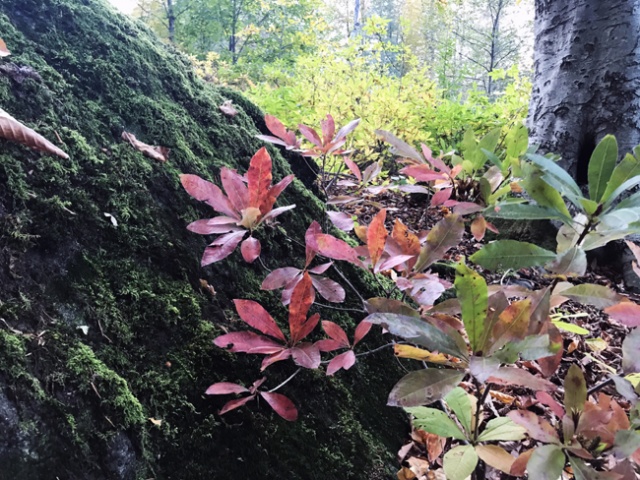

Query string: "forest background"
[108, 0, 535, 158]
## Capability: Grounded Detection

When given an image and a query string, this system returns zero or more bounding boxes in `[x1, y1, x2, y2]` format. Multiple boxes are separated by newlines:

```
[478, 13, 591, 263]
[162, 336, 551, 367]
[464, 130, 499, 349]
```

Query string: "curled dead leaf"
[0, 108, 69, 158]
[219, 100, 238, 117]
[148, 417, 163, 426]
[0, 38, 10, 57]
[122, 131, 169, 163]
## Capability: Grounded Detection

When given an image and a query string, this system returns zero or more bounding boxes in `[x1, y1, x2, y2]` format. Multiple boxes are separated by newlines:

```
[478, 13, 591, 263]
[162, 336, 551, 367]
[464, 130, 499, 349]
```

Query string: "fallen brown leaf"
[219, 100, 238, 117]
[0, 108, 69, 158]
[122, 131, 169, 163]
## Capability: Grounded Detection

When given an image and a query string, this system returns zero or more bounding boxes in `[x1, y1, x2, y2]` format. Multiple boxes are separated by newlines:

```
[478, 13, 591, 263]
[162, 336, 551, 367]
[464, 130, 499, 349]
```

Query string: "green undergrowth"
[0, 0, 406, 478]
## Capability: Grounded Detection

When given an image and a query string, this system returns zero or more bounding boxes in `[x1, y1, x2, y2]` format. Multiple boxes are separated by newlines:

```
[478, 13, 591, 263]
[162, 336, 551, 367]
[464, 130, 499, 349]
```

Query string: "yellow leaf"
[475, 445, 515, 474]
[394, 344, 449, 364]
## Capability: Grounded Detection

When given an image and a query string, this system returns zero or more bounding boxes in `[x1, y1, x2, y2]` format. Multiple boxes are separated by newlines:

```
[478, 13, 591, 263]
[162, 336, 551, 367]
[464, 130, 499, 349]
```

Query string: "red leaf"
[536, 391, 565, 418]
[264, 114, 298, 147]
[247, 147, 273, 212]
[311, 275, 345, 303]
[471, 215, 487, 241]
[291, 342, 321, 369]
[308, 262, 332, 275]
[304, 221, 322, 266]
[604, 302, 640, 327]
[219, 395, 255, 415]
[327, 211, 354, 231]
[321, 114, 335, 144]
[401, 165, 447, 182]
[201, 230, 247, 266]
[260, 174, 294, 218]
[233, 299, 286, 342]
[298, 124, 322, 147]
[422, 144, 450, 173]
[353, 321, 372, 346]
[220, 167, 249, 213]
[180, 174, 239, 219]
[321, 321, 350, 347]
[214, 331, 284, 354]
[344, 156, 362, 181]
[431, 188, 452, 207]
[327, 350, 356, 376]
[261, 205, 296, 223]
[261, 349, 292, 370]
[334, 118, 360, 142]
[450, 202, 485, 215]
[507, 410, 560, 444]
[288, 272, 316, 343]
[261, 267, 302, 290]
[488, 367, 556, 391]
[187, 218, 240, 235]
[538, 324, 563, 378]
[367, 209, 388, 269]
[313, 233, 362, 266]
[259, 391, 298, 421]
[240, 237, 261, 263]
[206, 382, 249, 395]
[316, 339, 343, 352]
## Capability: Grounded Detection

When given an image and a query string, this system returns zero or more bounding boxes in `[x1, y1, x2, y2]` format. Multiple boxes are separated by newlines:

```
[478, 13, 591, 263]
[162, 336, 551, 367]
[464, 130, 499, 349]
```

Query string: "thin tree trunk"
[353, 0, 361, 36]
[528, 0, 640, 182]
[166, 0, 175, 44]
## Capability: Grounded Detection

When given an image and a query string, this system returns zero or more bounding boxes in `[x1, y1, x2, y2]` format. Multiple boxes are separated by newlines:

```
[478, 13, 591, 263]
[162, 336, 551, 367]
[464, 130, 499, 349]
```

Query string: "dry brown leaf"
[122, 131, 169, 163]
[219, 100, 238, 117]
[199, 279, 217, 296]
[398, 466, 417, 480]
[490, 390, 516, 405]
[148, 417, 163, 426]
[407, 456, 430, 477]
[398, 442, 413, 461]
[0, 108, 69, 158]
[0, 38, 11, 57]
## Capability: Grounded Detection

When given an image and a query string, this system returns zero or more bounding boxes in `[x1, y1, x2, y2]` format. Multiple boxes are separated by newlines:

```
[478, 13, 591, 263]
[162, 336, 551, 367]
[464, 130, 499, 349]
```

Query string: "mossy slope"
[0, 1, 406, 478]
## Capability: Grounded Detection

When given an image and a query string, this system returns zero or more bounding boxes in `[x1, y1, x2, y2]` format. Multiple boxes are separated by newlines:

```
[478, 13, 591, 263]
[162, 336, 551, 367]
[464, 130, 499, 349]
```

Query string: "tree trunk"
[528, 0, 640, 183]
[166, 0, 175, 43]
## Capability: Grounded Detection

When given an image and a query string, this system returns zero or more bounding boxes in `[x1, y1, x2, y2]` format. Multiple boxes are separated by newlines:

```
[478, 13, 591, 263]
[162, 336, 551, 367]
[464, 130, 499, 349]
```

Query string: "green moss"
[0, 0, 408, 478]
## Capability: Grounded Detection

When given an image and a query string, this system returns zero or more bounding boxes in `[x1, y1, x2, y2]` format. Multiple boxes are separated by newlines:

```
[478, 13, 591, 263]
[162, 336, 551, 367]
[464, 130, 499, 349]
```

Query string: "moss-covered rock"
[0, 1, 407, 478]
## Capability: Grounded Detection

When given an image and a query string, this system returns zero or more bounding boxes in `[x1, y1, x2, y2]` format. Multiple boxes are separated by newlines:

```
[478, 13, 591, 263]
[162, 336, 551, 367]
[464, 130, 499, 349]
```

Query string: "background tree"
[528, 0, 640, 181]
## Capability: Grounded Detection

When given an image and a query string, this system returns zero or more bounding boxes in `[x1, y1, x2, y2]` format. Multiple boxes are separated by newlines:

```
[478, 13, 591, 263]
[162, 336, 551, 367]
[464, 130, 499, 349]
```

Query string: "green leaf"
[521, 167, 571, 219]
[481, 148, 503, 170]
[582, 228, 640, 251]
[564, 365, 587, 414]
[405, 406, 467, 440]
[552, 320, 589, 335]
[622, 328, 640, 374]
[556, 214, 588, 253]
[444, 387, 473, 434]
[579, 198, 600, 216]
[365, 298, 420, 317]
[613, 430, 640, 457]
[365, 313, 467, 359]
[494, 334, 556, 363]
[506, 123, 529, 160]
[560, 283, 624, 308]
[477, 416, 527, 442]
[527, 445, 565, 480]
[569, 456, 619, 480]
[388, 369, 465, 407]
[602, 153, 640, 201]
[588, 135, 618, 202]
[477, 129, 501, 169]
[603, 175, 640, 210]
[484, 203, 571, 222]
[455, 262, 487, 354]
[615, 190, 640, 210]
[470, 240, 556, 271]
[526, 153, 582, 197]
[444, 445, 479, 480]
[599, 207, 640, 229]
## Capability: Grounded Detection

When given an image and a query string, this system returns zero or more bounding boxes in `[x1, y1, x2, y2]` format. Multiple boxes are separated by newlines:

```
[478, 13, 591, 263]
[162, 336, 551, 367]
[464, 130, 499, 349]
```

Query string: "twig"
[587, 377, 613, 396]
[269, 368, 302, 393]
[314, 302, 366, 313]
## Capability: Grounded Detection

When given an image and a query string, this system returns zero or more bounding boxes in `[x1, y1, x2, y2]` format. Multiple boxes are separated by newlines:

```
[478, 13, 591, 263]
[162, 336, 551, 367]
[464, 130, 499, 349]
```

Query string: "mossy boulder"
[0, 1, 407, 478]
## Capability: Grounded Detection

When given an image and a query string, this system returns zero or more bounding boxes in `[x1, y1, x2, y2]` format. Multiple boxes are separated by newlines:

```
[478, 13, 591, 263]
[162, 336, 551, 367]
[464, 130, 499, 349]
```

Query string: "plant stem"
[269, 368, 302, 393]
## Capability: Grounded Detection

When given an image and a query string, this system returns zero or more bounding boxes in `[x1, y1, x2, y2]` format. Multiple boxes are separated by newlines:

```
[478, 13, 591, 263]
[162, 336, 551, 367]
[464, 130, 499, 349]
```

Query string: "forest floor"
[328, 184, 639, 480]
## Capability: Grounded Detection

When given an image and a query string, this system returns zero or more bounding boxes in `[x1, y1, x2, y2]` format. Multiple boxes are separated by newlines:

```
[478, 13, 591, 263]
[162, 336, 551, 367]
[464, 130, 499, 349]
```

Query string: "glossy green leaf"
[582, 228, 640, 251]
[388, 369, 465, 407]
[602, 153, 640, 201]
[545, 247, 587, 277]
[613, 430, 640, 457]
[405, 406, 467, 440]
[444, 445, 479, 480]
[477, 416, 527, 442]
[560, 284, 624, 309]
[484, 203, 571, 222]
[526, 445, 565, 480]
[444, 387, 473, 434]
[522, 168, 571, 218]
[552, 320, 589, 335]
[455, 262, 487, 354]
[588, 135, 618, 202]
[603, 175, 640, 210]
[470, 240, 556, 271]
[564, 365, 587, 414]
[526, 153, 582, 197]
[365, 313, 467, 359]
[599, 207, 640, 229]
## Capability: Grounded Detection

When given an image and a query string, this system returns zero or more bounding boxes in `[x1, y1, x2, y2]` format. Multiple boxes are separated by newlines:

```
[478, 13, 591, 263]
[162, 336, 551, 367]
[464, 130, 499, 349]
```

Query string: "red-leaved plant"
[180, 147, 294, 265]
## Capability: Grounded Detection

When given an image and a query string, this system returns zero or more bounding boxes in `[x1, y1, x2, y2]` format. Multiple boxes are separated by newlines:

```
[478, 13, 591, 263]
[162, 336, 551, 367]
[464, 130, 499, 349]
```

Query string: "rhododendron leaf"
[187, 219, 241, 235]
[219, 395, 255, 415]
[289, 273, 316, 343]
[259, 392, 298, 421]
[298, 124, 322, 147]
[353, 321, 372, 346]
[261, 267, 302, 291]
[260, 349, 292, 370]
[367, 209, 388, 269]
[321, 321, 349, 347]
[0, 108, 69, 159]
[416, 214, 465, 271]
[205, 382, 249, 395]
[326, 350, 356, 376]
[201, 230, 246, 265]
[214, 331, 284, 354]
[240, 237, 261, 263]
[180, 173, 239, 218]
[507, 410, 560, 443]
[605, 302, 640, 327]
[327, 211, 354, 231]
[247, 147, 273, 212]
[312, 233, 362, 266]
[291, 342, 321, 369]
[233, 299, 286, 342]
[220, 167, 249, 213]
[311, 276, 345, 303]
[343, 156, 362, 181]
[388, 369, 465, 407]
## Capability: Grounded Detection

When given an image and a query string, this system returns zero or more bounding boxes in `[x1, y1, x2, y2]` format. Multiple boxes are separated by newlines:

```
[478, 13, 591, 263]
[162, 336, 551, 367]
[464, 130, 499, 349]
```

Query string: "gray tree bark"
[528, 0, 640, 183]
